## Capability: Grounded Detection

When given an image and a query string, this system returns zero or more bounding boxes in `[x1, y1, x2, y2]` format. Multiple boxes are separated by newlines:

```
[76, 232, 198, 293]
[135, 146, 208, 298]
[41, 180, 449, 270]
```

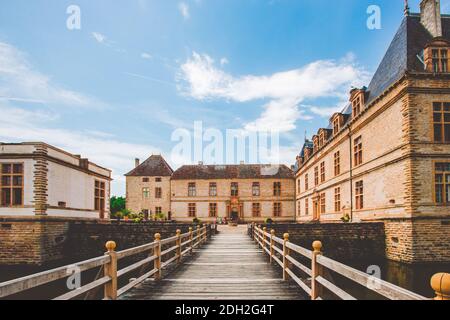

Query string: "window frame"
[305, 174, 309, 191]
[334, 187, 341, 213]
[334, 151, 341, 176]
[0, 163, 24, 208]
[95, 180, 106, 212]
[314, 167, 319, 186]
[273, 182, 281, 197]
[273, 202, 282, 218]
[142, 187, 150, 199]
[320, 162, 325, 183]
[433, 162, 450, 205]
[355, 181, 364, 210]
[188, 203, 196, 218]
[305, 199, 309, 216]
[252, 182, 260, 197]
[209, 203, 218, 217]
[188, 182, 196, 197]
[209, 182, 218, 197]
[231, 182, 239, 197]
[155, 187, 162, 199]
[320, 192, 326, 214]
[252, 203, 261, 218]
[432, 102, 450, 143]
[354, 136, 363, 167]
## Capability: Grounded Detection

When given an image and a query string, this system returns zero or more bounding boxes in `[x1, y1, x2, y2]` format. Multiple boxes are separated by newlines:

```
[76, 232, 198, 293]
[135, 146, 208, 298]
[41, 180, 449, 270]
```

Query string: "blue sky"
[1, 0, 449, 195]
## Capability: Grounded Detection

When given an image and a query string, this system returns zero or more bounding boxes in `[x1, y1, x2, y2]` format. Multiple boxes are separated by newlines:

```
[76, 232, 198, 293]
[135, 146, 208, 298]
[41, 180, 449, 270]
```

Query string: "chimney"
[135, 158, 140, 168]
[420, 0, 442, 38]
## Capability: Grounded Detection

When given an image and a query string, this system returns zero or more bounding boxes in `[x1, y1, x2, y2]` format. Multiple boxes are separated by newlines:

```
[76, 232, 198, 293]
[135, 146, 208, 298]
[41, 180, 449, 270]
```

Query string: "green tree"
[110, 196, 126, 215]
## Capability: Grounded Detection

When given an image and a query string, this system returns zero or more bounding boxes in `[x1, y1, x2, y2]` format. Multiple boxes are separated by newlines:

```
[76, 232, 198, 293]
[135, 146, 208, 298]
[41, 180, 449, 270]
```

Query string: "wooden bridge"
[0, 224, 449, 300]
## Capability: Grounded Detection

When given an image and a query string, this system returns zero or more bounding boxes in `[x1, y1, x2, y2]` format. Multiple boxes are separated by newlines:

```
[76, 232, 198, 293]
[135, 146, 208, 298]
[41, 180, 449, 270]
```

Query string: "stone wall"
[0, 216, 200, 266]
[257, 222, 386, 262]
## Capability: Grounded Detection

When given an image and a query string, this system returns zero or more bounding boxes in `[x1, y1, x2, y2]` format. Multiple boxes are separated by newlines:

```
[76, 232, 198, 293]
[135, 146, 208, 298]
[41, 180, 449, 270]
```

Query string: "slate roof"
[171, 164, 294, 180]
[367, 14, 450, 105]
[125, 155, 174, 177]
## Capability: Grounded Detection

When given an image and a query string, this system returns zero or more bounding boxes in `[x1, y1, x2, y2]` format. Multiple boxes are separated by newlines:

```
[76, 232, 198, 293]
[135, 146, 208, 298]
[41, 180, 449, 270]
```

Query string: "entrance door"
[313, 199, 320, 221]
[231, 210, 239, 222]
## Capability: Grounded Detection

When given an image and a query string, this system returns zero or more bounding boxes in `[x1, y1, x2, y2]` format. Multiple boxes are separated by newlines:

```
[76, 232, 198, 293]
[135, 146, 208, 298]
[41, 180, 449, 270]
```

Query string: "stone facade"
[171, 178, 295, 223]
[293, 4, 450, 263]
[0, 143, 112, 219]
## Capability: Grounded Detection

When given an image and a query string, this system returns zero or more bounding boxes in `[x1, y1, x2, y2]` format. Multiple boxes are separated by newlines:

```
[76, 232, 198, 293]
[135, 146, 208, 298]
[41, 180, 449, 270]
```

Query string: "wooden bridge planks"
[120, 226, 306, 301]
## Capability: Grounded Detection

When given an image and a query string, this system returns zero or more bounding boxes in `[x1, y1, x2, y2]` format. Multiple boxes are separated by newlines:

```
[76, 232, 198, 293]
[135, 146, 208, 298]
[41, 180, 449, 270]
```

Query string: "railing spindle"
[176, 229, 182, 264]
[263, 227, 267, 252]
[270, 230, 275, 264]
[311, 241, 323, 300]
[104, 241, 118, 300]
[197, 225, 201, 247]
[283, 233, 290, 281]
[189, 227, 193, 254]
[154, 233, 162, 280]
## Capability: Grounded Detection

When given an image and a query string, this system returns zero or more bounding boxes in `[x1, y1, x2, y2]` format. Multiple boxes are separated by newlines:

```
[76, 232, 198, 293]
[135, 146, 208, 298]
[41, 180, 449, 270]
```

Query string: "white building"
[0, 142, 112, 219]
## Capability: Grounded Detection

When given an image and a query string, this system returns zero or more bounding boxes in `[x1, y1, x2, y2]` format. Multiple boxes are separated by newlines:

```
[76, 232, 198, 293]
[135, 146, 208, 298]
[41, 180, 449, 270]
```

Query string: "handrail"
[0, 224, 212, 300]
[250, 224, 432, 301]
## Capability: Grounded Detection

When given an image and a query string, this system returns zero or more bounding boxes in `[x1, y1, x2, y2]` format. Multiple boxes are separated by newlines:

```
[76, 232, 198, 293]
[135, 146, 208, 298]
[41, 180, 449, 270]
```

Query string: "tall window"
[433, 102, 450, 143]
[155, 207, 162, 214]
[305, 174, 309, 190]
[333, 118, 340, 135]
[252, 203, 261, 217]
[1, 163, 23, 207]
[142, 187, 150, 199]
[273, 202, 282, 217]
[320, 193, 326, 214]
[334, 151, 341, 176]
[188, 183, 196, 197]
[209, 203, 217, 217]
[95, 180, 105, 212]
[273, 182, 281, 196]
[334, 187, 341, 212]
[352, 95, 363, 117]
[431, 49, 448, 73]
[155, 187, 162, 199]
[355, 181, 364, 210]
[231, 182, 239, 197]
[354, 136, 363, 166]
[252, 182, 260, 197]
[188, 203, 196, 217]
[297, 201, 301, 217]
[319, 132, 325, 148]
[209, 182, 217, 197]
[155, 177, 162, 182]
[314, 167, 319, 186]
[305, 199, 309, 216]
[142, 177, 149, 183]
[435, 163, 450, 204]
[320, 162, 325, 183]
[297, 179, 301, 194]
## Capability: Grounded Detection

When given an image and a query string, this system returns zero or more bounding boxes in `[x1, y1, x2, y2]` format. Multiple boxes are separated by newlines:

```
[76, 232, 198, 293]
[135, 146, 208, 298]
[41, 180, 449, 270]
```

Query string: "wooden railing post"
[270, 230, 275, 264]
[189, 227, 193, 254]
[431, 273, 450, 300]
[104, 241, 117, 300]
[203, 224, 207, 242]
[197, 225, 201, 246]
[176, 229, 182, 264]
[311, 241, 323, 300]
[283, 233, 290, 281]
[257, 225, 262, 248]
[154, 233, 162, 280]
[262, 227, 267, 253]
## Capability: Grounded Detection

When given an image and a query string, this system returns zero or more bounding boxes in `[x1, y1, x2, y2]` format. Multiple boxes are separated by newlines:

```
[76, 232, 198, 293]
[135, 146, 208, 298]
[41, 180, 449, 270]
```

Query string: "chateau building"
[125, 157, 295, 223]
[293, 0, 450, 263]
[0, 142, 112, 219]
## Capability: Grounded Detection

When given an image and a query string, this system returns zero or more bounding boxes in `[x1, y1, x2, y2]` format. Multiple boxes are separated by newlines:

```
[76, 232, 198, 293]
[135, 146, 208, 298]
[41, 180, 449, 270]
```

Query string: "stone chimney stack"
[420, 0, 442, 38]
[135, 158, 140, 168]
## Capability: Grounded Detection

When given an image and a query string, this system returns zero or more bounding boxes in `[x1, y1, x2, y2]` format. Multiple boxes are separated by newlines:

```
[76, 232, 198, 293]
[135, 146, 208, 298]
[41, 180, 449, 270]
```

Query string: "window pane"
[434, 124, 443, 142]
[13, 164, 23, 174]
[436, 174, 444, 183]
[1, 188, 11, 206]
[447, 185, 450, 203]
[434, 103, 442, 112]
[12, 188, 22, 206]
[444, 113, 450, 122]
[434, 113, 442, 122]
[13, 176, 22, 186]
[2, 176, 11, 186]
[445, 125, 450, 142]
[2, 164, 11, 174]
[436, 184, 443, 203]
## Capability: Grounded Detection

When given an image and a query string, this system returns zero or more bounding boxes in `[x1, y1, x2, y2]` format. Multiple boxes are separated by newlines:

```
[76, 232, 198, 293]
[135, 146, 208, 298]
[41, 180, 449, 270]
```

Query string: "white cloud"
[178, 52, 369, 132]
[141, 52, 153, 59]
[0, 42, 104, 108]
[220, 58, 229, 66]
[308, 104, 346, 118]
[0, 102, 158, 196]
[178, 2, 190, 20]
[92, 32, 107, 44]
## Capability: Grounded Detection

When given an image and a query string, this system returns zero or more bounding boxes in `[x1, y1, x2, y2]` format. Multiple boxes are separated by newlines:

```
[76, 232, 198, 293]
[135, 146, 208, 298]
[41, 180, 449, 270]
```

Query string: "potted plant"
[341, 213, 351, 223]
[265, 218, 274, 225]
[193, 217, 201, 225]
[115, 211, 123, 222]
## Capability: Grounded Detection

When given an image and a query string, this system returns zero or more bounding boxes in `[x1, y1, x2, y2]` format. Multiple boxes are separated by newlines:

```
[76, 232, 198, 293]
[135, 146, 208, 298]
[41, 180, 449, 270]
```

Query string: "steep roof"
[171, 164, 294, 180]
[366, 14, 450, 105]
[125, 155, 173, 177]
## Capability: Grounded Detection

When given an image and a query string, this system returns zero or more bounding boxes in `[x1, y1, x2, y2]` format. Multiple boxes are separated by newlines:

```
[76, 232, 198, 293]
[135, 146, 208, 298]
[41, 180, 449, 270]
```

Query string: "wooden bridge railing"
[249, 224, 446, 301]
[0, 224, 211, 300]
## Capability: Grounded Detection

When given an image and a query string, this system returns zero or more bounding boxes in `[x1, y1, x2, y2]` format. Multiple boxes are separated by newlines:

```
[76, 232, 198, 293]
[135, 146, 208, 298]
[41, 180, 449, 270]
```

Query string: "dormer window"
[424, 40, 450, 73]
[319, 132, 325, 148]
[350, 88, 366, 119]
[313, 136, 319, 153]
[333, 118, 340, 135]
